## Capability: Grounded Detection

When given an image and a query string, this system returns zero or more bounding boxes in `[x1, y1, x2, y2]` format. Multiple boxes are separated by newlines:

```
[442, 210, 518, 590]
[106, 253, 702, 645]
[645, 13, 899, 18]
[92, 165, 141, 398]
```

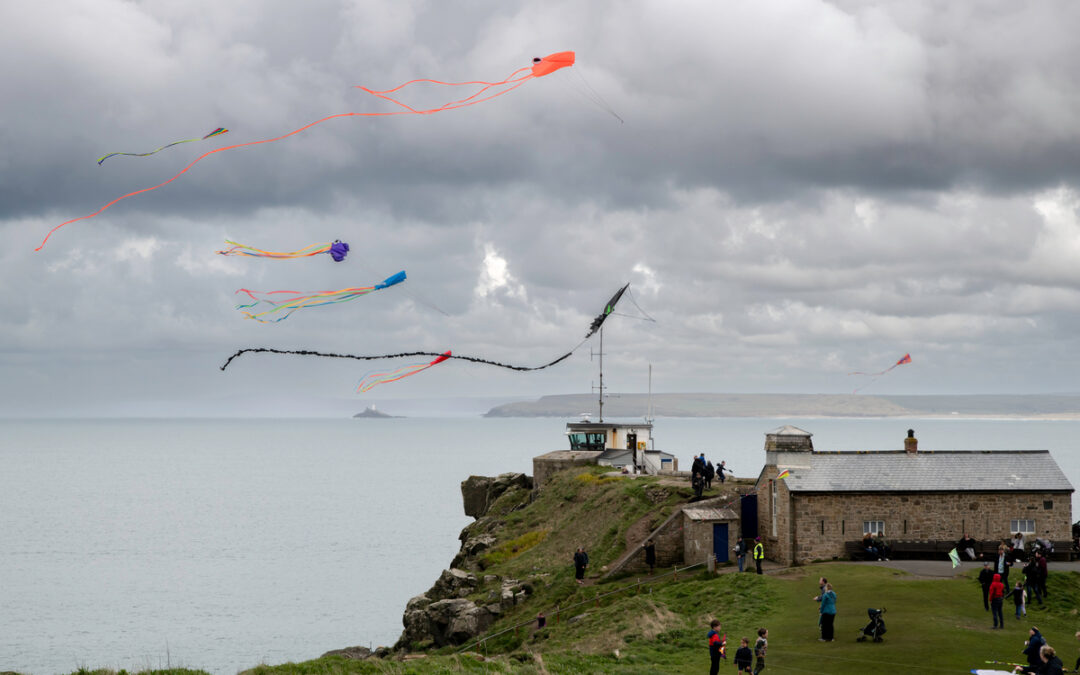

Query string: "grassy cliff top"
[43, 468, 1080, 674]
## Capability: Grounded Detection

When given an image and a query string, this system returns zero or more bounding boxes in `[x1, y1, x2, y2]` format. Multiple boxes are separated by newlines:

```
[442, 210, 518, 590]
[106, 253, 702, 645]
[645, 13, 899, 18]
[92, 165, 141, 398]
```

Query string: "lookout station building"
[754, 425, 1075, 565]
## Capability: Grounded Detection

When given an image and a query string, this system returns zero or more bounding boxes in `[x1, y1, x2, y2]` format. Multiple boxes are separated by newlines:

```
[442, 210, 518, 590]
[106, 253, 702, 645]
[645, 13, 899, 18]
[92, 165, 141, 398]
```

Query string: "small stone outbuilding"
[682, 502, 740, 566]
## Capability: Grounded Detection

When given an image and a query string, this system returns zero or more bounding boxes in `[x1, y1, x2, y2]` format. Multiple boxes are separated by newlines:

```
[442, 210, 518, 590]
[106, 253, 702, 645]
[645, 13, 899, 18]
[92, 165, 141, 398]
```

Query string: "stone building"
[682, 503, 740, 566]
[755, 426, 1075, 565]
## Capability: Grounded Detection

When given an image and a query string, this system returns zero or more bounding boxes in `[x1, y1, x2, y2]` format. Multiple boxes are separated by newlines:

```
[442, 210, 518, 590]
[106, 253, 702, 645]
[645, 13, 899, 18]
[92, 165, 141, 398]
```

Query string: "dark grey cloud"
[4, 0, 1080, 416]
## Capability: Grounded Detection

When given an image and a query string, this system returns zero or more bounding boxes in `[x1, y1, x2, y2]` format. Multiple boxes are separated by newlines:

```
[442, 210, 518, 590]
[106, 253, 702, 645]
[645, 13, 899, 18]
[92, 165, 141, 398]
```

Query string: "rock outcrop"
[394, 472, 536, 650]
[461, 473, 532, 518]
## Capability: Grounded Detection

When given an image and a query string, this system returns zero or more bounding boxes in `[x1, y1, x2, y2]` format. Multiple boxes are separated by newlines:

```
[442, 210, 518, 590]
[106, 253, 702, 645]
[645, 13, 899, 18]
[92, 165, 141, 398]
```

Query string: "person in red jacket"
[989, 572, 1006, 629]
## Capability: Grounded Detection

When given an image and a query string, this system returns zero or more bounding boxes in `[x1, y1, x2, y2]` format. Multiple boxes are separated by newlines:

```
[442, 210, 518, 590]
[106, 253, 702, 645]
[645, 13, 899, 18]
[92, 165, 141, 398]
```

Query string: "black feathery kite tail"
[219, 347, 574, 372]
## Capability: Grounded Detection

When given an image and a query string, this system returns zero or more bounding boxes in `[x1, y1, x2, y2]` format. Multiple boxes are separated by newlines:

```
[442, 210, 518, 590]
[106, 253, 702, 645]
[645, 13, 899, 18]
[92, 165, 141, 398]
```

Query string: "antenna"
[598, 326, 605, 422]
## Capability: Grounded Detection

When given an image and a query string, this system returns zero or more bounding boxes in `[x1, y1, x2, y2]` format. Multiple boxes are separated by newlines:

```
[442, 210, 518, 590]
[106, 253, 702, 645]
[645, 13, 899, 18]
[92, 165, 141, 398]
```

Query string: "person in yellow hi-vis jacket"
[754, 537, 764, 575]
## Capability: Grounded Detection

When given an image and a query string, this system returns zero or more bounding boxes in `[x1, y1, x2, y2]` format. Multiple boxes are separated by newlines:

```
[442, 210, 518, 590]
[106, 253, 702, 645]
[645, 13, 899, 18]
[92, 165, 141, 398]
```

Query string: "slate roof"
[683, 505, 740, 521]
[776, 450, 1073, 493]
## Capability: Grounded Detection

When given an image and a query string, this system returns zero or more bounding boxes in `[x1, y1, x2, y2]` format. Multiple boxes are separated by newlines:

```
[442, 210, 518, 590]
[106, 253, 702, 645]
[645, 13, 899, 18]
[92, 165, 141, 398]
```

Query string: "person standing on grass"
[979, 561, 995, 611]
[814, 581, 837, 641]
[707, 619, 727, 675]
[733, 637, 753, 674]
[989, 573, 1006, 629]
[753, 627, 768, 675]
[734, 537, 746, 573]
[573, 546, 588, 585]
[754, 537, 764, 575]
[1035, 551, 1049, 599]
[1012, 580, 1027, 620]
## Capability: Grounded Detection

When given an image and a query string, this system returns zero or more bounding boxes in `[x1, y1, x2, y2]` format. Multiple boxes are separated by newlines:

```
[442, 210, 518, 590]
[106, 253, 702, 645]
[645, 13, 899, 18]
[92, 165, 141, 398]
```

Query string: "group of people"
[859, 531, 891, 560]
[812, 576, 837, 641]
[733, 536, 765, 574]
[690, 453, 730, 498]
[978, 535, 1054, 629]
[705, 620, 767, 675]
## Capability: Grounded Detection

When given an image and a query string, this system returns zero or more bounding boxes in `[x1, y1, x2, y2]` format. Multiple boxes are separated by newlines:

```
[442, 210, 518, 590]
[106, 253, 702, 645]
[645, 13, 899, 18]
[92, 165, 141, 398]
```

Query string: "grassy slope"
[41, 469, 1080, 674]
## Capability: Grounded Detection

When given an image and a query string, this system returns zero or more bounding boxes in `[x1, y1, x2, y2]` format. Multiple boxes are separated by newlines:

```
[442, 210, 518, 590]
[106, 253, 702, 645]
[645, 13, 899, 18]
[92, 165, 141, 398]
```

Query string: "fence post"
[556, 605, 560, 625]
[674, 565, 678, 581]
[595, 592, 600, 607]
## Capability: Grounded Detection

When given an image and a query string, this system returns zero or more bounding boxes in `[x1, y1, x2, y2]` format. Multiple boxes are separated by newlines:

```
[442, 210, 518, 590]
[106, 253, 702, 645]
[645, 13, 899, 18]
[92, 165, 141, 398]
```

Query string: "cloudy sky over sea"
[4, 1, 1080, 416]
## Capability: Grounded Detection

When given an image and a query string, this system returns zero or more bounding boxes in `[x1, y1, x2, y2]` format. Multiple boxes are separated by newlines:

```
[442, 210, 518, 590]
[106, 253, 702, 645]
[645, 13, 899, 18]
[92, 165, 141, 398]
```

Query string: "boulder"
[461, 473, 533, 518]
[321, 646, 371, 660]
[428, 568, 478, 599]
[399, 594, 434, 647]
[397, 597, 498, 648]
[427, 598, 497, 646]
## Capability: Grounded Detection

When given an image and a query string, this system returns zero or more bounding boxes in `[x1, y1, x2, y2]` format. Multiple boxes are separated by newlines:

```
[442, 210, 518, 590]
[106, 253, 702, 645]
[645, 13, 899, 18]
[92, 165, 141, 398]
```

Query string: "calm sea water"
[1, 416, 1078, 674]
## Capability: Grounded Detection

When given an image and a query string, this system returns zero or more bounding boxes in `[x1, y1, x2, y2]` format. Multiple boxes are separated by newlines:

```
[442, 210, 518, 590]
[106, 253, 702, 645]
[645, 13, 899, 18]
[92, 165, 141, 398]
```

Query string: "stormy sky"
[4, 0, 1080, 416]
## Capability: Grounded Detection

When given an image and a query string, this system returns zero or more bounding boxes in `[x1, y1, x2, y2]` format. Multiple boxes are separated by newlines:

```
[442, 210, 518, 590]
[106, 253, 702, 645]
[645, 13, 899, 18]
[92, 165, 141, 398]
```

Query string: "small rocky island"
[352, 405, 400, 419]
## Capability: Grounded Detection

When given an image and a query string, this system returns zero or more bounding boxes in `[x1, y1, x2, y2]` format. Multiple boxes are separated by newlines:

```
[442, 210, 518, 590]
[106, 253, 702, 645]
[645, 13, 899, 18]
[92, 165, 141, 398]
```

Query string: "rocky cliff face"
[393, 472, 534, 650]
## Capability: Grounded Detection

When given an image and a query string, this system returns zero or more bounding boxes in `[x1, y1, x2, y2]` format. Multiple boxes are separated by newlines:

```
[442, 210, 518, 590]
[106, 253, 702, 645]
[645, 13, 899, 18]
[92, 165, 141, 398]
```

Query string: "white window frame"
[1011, 519, 1035, 535]
[771, 480, 778, 537]
[863, 520, 885, 535]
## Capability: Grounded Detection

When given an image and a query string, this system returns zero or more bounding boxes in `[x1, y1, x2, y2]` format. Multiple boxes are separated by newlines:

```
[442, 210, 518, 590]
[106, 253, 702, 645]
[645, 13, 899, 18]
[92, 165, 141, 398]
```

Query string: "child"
[753, 627, 768, 674]
[707, 619, 727, 675]
[734, 637, 753, 673]
[1012, 580, 1026, 619]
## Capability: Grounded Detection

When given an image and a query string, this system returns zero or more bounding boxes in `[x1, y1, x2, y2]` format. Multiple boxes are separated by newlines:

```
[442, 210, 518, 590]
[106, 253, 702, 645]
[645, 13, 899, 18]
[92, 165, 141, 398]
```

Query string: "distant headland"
[483, 393, 1080, 419]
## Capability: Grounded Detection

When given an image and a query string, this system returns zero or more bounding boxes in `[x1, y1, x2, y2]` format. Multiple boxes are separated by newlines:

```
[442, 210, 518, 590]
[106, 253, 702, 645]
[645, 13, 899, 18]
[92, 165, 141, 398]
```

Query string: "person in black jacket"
[733, 637, 753, 673]
[573, 547, 589, 585]
[957, 533, 979, 561]
[978, 562, 995, 611]
[642, 539, 656, 575]
[1016, 644, 1064, 675]
[1022, 627, 1047, 671]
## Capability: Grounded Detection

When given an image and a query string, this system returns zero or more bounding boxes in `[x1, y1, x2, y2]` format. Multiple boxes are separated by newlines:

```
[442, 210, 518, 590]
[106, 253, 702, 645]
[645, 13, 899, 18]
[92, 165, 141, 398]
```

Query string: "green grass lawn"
[89, 563, 1074, 675]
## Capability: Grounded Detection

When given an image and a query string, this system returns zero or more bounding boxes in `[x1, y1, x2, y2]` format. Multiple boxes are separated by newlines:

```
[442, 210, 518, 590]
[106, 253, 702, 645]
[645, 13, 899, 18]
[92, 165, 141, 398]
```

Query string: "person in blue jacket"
[814, 582, 837, 641]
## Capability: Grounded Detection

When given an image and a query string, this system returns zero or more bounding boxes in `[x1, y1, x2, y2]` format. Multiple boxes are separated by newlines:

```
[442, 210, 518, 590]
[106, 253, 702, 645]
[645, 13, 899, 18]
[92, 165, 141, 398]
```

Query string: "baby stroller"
[856, 607, 886, 642]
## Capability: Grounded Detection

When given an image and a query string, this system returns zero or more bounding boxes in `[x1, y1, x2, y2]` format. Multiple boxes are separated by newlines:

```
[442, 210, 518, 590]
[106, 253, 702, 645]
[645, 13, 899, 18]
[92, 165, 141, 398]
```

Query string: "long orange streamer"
[35, 52, 574, 251]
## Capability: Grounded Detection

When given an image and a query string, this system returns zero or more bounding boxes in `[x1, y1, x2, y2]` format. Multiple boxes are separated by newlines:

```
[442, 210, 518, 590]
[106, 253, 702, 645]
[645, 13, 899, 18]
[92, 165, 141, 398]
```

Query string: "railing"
[454, 561, 707, 655]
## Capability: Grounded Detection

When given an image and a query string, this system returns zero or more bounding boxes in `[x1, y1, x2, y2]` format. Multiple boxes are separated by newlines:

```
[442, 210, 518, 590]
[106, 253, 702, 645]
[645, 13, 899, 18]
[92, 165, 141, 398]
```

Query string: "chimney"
[904, 429, 917, 454]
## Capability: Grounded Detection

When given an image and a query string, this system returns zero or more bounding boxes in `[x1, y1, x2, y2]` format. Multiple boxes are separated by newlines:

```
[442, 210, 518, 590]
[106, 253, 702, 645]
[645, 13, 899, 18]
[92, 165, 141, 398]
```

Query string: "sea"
[2, 416, 1079, 675]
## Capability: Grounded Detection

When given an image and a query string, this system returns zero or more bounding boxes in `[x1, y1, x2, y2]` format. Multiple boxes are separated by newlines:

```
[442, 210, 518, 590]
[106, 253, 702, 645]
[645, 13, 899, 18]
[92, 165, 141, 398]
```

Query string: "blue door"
[713, 523, 729, 562]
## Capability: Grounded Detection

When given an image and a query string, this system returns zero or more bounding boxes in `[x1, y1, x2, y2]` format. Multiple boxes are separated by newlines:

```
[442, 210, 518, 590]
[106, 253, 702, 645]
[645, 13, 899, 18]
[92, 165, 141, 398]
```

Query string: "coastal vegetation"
[32, 467, 1080, 674]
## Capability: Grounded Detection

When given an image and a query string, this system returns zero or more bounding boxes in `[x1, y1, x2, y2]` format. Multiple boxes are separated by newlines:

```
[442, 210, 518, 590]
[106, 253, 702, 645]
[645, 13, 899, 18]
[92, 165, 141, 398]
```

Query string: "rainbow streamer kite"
[217, 240, 350, 262]
[235, 270, 405, 323]
[357, 351, 452, 393]
[38, 52, 575, 250]
[775, 469, 790, 480]
[97, 127, 228, 165]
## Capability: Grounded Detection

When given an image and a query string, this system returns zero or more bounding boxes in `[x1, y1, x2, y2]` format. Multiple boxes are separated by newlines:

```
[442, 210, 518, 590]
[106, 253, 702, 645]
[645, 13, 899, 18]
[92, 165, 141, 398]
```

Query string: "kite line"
[97, 128, 228, 165]
[219, 347, 574, 373]
[36, 52, 575, 251]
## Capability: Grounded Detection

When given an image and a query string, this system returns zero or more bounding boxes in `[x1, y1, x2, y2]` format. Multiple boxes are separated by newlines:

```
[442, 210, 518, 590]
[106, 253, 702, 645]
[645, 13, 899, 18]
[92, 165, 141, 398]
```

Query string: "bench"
[844, 540, 1077, 562]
